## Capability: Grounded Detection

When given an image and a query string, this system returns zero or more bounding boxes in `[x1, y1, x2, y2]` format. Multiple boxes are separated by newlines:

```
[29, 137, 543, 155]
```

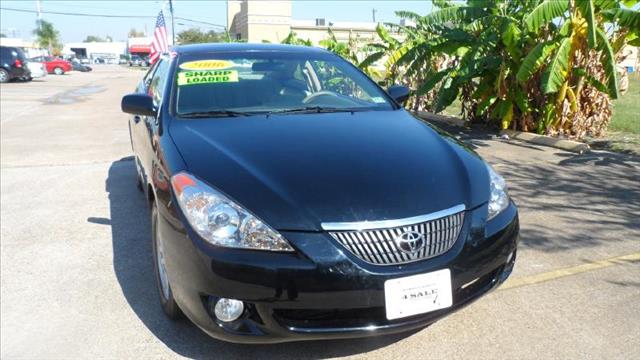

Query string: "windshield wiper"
[267, 106, 363, 115]
[179, 110, 257, 118]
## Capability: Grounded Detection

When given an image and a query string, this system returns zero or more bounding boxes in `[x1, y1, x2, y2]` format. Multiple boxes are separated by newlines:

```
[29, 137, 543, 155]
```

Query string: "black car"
[71, 61, 92, 72]
[0, 46, 30, 83]
[121, 43, 519, 344]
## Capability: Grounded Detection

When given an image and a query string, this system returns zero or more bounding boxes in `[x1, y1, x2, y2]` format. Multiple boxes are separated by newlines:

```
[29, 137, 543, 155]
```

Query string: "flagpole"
[169, 0, 175, 46]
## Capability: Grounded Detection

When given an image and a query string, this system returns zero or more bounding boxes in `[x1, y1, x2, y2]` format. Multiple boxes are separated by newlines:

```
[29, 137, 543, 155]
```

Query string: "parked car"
[30, 56, 72, 75]
[79, 57, 91, 64]
[120, 43, 519, 344]
[142, 56, 150, 67]
[0, 46, 30, 83]
[25, 60, 47, 80]
[129, 55, 144, 67]
[71, 59, 92, 72]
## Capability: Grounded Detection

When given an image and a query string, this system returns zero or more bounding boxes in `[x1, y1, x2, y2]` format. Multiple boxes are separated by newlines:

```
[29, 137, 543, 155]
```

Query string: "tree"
[383, 0, 640, 138]
[176, 28, 223, 44]
[33, 20, 61, 54]
[128, 28, 145, 38]
[281, 31, 312, 46]
[84, 35, 104, 42]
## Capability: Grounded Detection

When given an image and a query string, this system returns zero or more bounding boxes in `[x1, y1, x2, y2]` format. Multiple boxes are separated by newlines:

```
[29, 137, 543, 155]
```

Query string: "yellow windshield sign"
[177, 70, 239, 86]
[179, 60, 234, 70]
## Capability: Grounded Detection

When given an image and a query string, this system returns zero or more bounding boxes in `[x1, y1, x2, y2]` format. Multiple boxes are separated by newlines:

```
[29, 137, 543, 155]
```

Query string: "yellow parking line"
[500, 252, 640, 290]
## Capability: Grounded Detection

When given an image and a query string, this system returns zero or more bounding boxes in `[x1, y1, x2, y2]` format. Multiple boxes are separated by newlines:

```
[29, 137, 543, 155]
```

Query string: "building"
[61, 37, 153, 62]
[226, 0, 378, 44]
[127, 37, 154, 58]
[0, 37, 47, 58]
[62, 41, 127, 62]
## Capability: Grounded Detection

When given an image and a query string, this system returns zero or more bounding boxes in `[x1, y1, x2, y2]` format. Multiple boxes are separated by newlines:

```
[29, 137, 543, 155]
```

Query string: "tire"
[53, 67, 64, 75]
[151, 203, 182, 320]
[0, 69, 9, 83]
[136, 170, 143, 192]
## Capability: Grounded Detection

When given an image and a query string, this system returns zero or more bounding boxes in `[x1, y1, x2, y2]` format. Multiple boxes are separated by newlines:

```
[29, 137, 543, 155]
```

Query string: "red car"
[30, 56, 72, 75]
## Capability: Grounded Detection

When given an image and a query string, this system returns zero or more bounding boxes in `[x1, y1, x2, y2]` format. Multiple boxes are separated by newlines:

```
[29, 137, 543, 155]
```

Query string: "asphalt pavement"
[1, 65, 639, 359]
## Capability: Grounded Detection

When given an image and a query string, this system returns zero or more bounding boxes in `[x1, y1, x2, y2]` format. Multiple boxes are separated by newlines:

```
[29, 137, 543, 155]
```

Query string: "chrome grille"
[327, 209, 465, 265]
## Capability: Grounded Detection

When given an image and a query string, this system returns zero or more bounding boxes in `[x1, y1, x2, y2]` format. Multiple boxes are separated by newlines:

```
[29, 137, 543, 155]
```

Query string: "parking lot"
[1, 65, 639, 359]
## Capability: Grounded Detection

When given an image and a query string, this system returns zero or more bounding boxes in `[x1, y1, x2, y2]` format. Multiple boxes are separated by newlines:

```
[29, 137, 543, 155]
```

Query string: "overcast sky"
[0, 0, 434, 42]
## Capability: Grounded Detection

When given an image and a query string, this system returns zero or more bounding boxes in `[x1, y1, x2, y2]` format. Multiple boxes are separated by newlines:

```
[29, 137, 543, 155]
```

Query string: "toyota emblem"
[394, 230, 425, 256]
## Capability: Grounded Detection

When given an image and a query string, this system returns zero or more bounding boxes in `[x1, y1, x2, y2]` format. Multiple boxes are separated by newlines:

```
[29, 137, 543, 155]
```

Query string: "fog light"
[214, 298, 244, 322]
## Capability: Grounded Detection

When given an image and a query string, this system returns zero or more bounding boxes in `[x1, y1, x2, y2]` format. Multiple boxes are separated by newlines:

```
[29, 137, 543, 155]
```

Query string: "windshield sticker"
[177, 70, 239, 86]
[371, 97, 387, 103]
[179, 60, 234, 71]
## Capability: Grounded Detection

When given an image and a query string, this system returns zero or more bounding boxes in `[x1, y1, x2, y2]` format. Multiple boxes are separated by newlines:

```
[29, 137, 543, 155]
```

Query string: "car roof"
[173, 43, 331, 56]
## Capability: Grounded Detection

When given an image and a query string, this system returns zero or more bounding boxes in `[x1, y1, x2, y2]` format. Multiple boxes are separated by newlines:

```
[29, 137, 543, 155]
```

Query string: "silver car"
[26, 61, 47, 80]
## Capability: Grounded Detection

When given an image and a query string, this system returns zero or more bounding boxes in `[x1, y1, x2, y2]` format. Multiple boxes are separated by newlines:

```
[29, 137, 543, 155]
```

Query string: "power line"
[1, 6, 225, 28]
[174, 17, 225, 29]
[1, 6, 155, 18]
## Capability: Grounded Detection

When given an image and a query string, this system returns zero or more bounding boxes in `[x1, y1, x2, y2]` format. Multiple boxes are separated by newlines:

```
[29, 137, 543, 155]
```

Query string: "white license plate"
[384, 269, 453, 320]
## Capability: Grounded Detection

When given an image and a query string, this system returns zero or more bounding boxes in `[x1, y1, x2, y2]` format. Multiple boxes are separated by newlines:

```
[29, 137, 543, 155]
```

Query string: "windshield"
[175, 51, 394, 116]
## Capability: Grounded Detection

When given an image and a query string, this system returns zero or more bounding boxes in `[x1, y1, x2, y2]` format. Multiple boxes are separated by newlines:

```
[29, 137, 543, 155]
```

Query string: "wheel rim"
[54, 68, 63, 75]
[155, 222, 170, 300]
[0, 71, 7, 82]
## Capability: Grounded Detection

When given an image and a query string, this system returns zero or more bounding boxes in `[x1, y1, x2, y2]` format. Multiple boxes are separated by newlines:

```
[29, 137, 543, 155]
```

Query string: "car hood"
[169, 110, 490, 231]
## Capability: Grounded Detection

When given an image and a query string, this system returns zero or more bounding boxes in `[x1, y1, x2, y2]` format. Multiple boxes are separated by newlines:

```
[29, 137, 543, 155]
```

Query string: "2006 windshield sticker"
[179, 60, 234, 70]
[177, 70, 239, 86]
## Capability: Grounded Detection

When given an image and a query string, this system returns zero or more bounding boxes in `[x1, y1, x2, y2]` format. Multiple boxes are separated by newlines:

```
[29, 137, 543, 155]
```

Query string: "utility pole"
[169, 0, 175, 46]
[372, 8, 377, 23]
[36, 0, 42, 30]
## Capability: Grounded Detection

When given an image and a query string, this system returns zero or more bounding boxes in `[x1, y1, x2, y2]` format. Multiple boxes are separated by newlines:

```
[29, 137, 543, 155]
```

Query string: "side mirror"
[387, 85, 410, 105]
[121, 93, 156, 116]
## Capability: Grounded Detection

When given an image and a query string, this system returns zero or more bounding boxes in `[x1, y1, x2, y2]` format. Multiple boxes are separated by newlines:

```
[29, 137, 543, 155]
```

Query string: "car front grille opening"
[329, 210, 465, 266]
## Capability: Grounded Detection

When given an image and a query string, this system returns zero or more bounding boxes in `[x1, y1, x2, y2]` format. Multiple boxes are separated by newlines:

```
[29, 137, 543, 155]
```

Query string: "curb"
[500, 130, 590, 154]
[413, 111, 466, 127]
[413, 111, 591, 154]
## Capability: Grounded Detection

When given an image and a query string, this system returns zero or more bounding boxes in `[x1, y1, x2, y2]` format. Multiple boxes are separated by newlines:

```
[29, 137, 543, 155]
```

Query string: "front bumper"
[157, 201, 519, 344]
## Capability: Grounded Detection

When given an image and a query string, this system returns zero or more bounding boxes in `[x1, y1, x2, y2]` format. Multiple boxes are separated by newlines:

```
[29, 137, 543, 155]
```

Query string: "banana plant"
[382, 0, 638, 137]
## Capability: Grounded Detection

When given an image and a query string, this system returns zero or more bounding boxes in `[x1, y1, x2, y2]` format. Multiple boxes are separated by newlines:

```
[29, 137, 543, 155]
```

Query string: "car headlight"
[170, 172, 294, 252]
[486, 164, 509, 220]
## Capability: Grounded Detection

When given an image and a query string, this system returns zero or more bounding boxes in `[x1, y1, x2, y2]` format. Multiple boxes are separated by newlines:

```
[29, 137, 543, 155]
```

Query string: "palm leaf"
[595, 28, 620, 99]
[541, 37, 572, 94]
[576, 0, 597, 48]
[395, 10, 424, 23]
[416, 69, 450, 95]
[434, 79, 460, 113]
[524, 0, 569, 33]
[375, 24, 399, 47]
[585, 75, 609, 93]
[420, 6, 487, 26]
[516, 41, 558, 83]
[359, 52, 384, 69]
[602, 8, 640, 30]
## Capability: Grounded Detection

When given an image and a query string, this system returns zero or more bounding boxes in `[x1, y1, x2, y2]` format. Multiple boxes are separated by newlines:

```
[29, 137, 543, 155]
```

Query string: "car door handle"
[133, 115, 141, 123]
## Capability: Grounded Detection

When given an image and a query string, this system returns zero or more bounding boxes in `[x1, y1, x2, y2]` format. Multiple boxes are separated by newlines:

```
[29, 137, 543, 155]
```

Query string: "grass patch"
[610, 73, 640, 135]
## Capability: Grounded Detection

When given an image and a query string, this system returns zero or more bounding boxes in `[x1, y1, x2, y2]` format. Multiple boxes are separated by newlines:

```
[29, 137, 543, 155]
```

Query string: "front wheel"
[151, 203, 182, 320]
[53, 67, 64, 75]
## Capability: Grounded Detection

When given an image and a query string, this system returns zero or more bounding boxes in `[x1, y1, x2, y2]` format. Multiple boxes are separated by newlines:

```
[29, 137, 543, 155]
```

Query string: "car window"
[174, 51, 393, 116]
[148, 58, 170, 105]
[141, 61, 161, 91]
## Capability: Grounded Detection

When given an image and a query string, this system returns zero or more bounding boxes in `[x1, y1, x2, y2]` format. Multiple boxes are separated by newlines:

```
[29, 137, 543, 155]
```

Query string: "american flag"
[149, 10, 168, 64]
